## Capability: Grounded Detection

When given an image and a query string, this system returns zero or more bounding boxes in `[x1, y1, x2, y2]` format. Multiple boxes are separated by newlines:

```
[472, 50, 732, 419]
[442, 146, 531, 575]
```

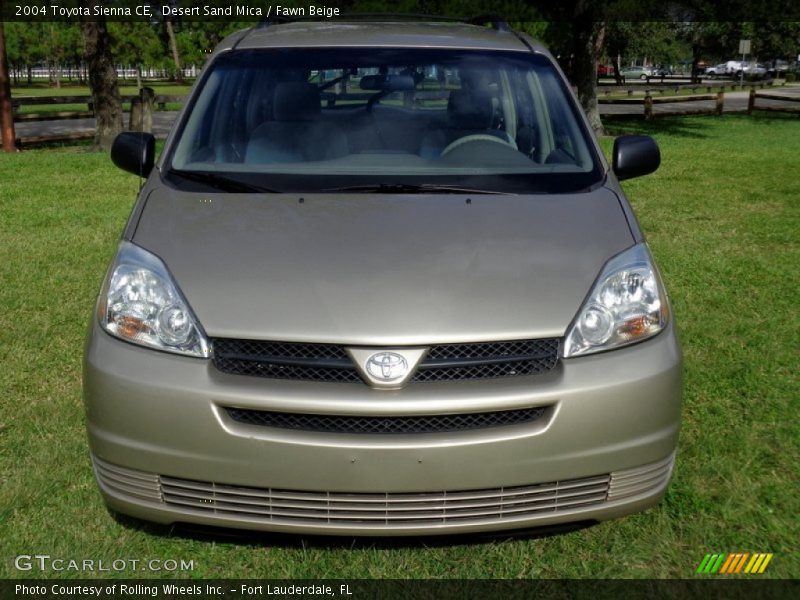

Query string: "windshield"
[167, 48, 603, 193]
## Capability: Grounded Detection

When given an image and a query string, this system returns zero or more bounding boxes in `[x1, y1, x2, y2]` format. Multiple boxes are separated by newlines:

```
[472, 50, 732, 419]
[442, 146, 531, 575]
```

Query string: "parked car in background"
[597, 63, 613, 77]
[704, 63, 728, 78]
[743, 63, 768, 79]
[620, 65, 652, 80]
[766, 60, 789, 77]
[725, 60, 745, 75]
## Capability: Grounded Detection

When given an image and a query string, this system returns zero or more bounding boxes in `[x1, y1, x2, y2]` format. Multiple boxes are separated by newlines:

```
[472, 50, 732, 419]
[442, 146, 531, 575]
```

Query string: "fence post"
[747, 88, 756, 114]
[716, 91, 724, 115]
[644, 94, 653, 120]
[129, 97, 142, 131]
[140, 86, 154, 133]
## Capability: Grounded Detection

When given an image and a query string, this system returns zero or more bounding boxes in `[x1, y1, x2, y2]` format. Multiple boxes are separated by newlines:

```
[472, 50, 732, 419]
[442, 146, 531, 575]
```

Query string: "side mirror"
[111, 132, 155, 177]
[612, 135, 660, 181]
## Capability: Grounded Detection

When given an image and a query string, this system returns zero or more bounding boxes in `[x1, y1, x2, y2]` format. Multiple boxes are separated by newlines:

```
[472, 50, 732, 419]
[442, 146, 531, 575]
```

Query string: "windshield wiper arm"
[169, 170, 279, 193]
[320, 183, 511, 195]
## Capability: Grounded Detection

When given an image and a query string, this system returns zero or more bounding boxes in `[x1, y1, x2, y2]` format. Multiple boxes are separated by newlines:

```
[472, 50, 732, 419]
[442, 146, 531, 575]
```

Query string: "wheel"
[640, 74, 647, 80]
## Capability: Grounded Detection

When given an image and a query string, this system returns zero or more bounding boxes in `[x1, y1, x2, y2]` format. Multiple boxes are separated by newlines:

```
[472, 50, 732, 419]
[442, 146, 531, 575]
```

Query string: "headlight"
[97, 241, 210, 357]
[563, 243, 669, 358]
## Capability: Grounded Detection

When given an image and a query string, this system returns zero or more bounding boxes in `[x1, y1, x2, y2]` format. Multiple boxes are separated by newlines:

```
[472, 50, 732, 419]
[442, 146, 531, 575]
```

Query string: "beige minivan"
[84, 18, 681, 536]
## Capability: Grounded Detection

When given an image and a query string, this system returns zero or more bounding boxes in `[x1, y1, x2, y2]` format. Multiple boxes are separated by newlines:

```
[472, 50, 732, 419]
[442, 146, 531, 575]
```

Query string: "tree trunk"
[81, 15, 123, 151]
[165, 19, 184, 84]
[0, 21, 17, 152]
[571, 20, 605, 136]
[613, 54, 623, 85]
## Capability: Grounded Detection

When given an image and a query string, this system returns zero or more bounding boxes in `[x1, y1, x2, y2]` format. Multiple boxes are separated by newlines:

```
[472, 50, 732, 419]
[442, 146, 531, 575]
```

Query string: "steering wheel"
[440, 134, 517, 157]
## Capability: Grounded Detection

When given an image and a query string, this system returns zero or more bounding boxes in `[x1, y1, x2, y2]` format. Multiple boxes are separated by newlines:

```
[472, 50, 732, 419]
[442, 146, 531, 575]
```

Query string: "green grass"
[11, 81, 193, 98]
[0, 115, 798, 579]
[15, 102, 183, 116]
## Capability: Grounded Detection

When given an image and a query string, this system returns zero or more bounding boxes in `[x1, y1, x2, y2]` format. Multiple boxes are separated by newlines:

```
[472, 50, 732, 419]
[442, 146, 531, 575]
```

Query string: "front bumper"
[83, 321, 682, 536]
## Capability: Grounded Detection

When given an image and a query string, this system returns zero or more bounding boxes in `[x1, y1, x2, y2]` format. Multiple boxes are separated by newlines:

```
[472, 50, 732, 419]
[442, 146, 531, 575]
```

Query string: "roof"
[215, 21, 541, 55]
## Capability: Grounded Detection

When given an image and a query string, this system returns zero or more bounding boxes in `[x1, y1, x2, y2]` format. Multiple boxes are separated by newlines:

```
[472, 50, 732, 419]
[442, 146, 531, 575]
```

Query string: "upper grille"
[212, 338, 361, 383]
[212, 338, 559, 384]
[225, 406, 547, 435]
[413, 339, 559, 382]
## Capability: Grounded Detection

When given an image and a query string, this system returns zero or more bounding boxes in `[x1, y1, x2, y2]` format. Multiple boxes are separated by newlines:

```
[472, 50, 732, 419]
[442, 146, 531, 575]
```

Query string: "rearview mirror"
[612, 135, 660, 181]
[111, 132, 155, 177]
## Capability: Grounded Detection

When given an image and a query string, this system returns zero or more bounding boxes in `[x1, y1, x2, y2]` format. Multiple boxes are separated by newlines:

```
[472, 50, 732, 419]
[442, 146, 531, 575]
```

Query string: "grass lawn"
[0, 115, 797, 579]
[11, 80, 193, 98]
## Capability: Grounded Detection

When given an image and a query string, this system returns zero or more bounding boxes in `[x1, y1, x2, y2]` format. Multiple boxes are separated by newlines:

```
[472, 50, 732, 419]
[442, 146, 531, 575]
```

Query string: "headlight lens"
[563, 243, 669, 357]
[98, 241, 210, 357]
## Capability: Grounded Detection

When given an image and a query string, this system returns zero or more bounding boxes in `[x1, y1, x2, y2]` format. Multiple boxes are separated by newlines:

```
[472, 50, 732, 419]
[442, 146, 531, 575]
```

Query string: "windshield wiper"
[169, 170, 279, 193]
[320, 183, 511, 195]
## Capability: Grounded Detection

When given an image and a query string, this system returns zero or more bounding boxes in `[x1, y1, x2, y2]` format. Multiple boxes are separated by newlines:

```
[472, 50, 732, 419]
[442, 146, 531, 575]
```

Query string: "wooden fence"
[600, 91, 725, 119]
[748, 89, 800, 114]
[598, 80, 780, 98]
[11, 94, 185, 121]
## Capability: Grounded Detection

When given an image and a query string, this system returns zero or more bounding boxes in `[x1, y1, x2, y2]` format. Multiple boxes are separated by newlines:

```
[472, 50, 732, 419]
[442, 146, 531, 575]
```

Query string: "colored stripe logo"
[696, 553, 773, 574]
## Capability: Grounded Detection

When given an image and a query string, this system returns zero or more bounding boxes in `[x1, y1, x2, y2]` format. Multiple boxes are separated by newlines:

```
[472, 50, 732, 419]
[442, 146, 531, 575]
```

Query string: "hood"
[132, 185, 633, 344]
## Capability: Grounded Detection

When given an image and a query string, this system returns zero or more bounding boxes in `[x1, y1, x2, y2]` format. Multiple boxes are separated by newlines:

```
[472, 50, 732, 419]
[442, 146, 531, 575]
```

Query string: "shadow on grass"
[110, 510, 598, 549]
[603, 116, 717, 139]
[747, 110, 800, 123]
[605, 111, 799, 139]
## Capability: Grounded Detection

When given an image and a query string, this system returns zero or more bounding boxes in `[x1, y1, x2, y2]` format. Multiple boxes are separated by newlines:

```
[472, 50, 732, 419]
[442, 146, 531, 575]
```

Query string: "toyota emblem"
[366, 352, 409, 382]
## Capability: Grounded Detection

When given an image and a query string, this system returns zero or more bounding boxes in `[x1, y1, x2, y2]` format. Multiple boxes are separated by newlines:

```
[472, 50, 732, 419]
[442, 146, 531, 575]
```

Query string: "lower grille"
[92, 456, 162, 503]
[92, 454, 674, 530]
[607, 453, 676, 501]
[212, 338, 559, 384]
[224, 406, 547, 434]
[159, 475, 610, 525]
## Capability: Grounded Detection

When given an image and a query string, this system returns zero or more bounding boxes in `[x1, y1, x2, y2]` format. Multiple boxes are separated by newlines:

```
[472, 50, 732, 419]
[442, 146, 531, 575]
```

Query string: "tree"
[43, 23, 81, 88]
[4, 22, 47, 85]
[0, 21, 17, 152]
[164, 16, 184, 83]
[81, 12, 123, 151]
[110, 22, 162, 89]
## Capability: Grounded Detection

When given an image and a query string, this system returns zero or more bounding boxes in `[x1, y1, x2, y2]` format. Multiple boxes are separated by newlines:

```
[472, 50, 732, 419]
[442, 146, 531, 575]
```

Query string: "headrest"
[447, 89, 493, 130]
[273, 82, 321, 122]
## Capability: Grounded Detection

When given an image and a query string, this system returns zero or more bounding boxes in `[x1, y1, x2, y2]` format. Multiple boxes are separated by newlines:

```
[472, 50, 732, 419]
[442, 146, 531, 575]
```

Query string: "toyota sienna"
[84, 18, 682, 536]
